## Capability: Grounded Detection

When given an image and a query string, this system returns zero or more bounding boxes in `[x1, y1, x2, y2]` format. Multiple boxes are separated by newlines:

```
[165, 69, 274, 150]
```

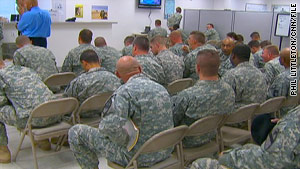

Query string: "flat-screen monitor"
[138, 0, 161, 9]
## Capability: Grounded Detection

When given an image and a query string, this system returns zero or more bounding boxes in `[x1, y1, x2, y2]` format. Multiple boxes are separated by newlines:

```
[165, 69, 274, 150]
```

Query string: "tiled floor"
[0, 125, 112, 169]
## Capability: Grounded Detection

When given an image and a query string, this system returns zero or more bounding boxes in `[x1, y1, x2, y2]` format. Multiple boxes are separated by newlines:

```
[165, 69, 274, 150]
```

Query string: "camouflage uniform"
[62, 44, 101, 76]
[0, 65, 61, 146]
[64, 67, 121, 117]
[217, 105, 300, 169]
[167, 13, 182, 28]
[172, 80, 235, 147]
[263, 57, 285, 86]
[153, 49, 184, 84]
[252, 49, 265, 69]
[218, 56, 234, 77]
[147, 27, 168, 40]
[178, 29, 189, 43]
[222, 62, 267, 110]
[204, 28, 220, 41]
[68, 73, 174, 168]
[13, 44, 59, 81]
[184, 44, 216, 80]
[190, 158, 228, 169]
[96, 46, 122, 73]
[169, 43, 188, 57]
[0, 22, 3, 41]
[121, 44, 133, 56]
[135, 54, 166, 85]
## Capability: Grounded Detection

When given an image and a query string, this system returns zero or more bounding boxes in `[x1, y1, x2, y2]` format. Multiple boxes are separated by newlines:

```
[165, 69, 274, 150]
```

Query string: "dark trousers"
[29, 37, 47, 48]
[251, 114, 276, 145]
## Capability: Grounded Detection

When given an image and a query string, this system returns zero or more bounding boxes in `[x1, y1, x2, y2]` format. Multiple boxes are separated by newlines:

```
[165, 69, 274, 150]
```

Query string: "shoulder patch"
[101, 94, 116, 117]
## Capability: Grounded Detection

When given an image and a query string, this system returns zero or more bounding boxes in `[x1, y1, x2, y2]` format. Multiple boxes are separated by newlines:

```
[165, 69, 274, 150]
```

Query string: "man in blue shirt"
[17, 0, 51, 48]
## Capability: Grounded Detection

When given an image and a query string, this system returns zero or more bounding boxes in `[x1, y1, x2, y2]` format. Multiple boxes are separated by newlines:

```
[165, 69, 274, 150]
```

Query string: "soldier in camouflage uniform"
[261, 45, 285, 85]
[13, 35, 58, 81]
[0, 63, 61, 163]
[218, 38, 235, 77]
[150, 36, 184, 84]
[222, 44, 267, 110]
[121, 36, 134, 56]
[132, 36, 166, 85]
[190, 158, 228, 169]
[172, 24, 189, 43]
[268, 48, 298, 116]
[167, 7, 182, 31]
[204, 23, 220, 41]
[147, 20, 168, 40]
[191, 105, 300, 169]
[169, 30, 188, 57]
[64, 50, 121, 117]
[94, 37, 122, 73]
[248, 40, 265, 69]
[184, 31, 216, 80]
[62, 29, 101, 76]
[68, 56, 174, 168]
[172, 49, 235, 147]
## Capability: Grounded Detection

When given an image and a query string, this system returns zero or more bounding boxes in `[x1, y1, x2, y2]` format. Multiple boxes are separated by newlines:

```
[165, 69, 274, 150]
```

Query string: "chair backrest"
[44, 72, 76, 87]
[126, 125, 188, 168]
[77, 91, 113, 116]
[255, 96, 286, 116]
[225, 103, 259, 124]
[282, 96, 299, 107]
[185, 115, 224, 137]
[167, 78, 193, 95]
[29, 98, 79, 120]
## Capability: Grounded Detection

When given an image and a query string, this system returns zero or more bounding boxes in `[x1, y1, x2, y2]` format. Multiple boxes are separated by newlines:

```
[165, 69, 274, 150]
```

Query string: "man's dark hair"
[260, 40, 272, 48]
[79, 29, 93, 43]
[124, 36, 134, 44]
[133, 36, 149, 52]
[155, 19, 161, 26]
[227, 32, 238, 41]
[173, 24, 180, 30]
[176, 7, 182, 13]
[248, 40, 260, 48]
[236, 34, 244, 42]
[207, 23, 214, 28]
[232, 44, 251, 61]
[250, 31, 260, 38]
[196, 49, 220, 76]
[80, 49, 99, 63]
[190, 31, 205, 44]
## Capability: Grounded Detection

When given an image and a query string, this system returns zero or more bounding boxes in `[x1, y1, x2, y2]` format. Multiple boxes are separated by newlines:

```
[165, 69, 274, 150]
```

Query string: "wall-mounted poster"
[92, 5, 108, 20]
[275, 13, 290, 37]
[75, 4, 83, 18]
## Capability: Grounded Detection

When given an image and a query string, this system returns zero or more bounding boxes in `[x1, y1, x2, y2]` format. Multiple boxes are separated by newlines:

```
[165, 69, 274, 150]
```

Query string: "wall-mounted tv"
[138, 0, 162, 9]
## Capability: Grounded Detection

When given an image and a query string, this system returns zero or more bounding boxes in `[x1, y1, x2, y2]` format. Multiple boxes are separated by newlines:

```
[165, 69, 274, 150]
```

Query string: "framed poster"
[275, 13, 290, 37]
[75, 4, 83, 18]
[92, 5, 108, 20]
[164, 0, 175, 19]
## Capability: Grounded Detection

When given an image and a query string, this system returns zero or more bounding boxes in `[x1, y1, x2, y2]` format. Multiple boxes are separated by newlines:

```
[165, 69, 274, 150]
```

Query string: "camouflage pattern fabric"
[190, 158, 229, 169]
[68, 73, 174, 168]
[184, 44, 216, 80]
[147, 27, 168, 40]
[0, 22, 3, 41]
[204, 28, 220, 41]
[169, 43, 188, 57]
[62, 44, 101, 76]
[222, 62, 267, 110]
[121, 44, 133, 56]
[96, 46, 122, 73]
[172, 80, 235, 147]
[218, 57, 234, 77]
[252, 49, 265, 69]
[178, 29, 189, 43]
[0, 65, 61, 146]
[167, 13, 182, 28]
[135, 54, 166, 85]
[64, 67, 121, 117]
[13, 44, 59, 81]
[153, 49, 184, 84]
[262, 57, 285, 86]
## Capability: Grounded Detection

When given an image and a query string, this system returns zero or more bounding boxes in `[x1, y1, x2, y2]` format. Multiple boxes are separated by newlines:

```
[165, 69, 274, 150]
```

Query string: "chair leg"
[13, 130, 27, 161]
[55, 135, 64, 152]
[179, 142, 184, 169]
[28, 132, 39, 169]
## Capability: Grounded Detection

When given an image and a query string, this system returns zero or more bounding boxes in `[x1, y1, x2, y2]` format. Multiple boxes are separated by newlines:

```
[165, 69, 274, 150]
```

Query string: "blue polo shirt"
[18, 6, 51, 38]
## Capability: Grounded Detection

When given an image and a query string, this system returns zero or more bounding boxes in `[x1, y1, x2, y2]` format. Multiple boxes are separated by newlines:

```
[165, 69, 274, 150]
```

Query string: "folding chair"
[254, 96, 286, 117]
[13, 97, 79, 169]
[75, 91, 113, 126]
[182, 115, 225, 165]
[167, 78, 193, 95]
[43, 72, 76, 96]
[221, 103, 260, 150]
[107, 125, 189, 169]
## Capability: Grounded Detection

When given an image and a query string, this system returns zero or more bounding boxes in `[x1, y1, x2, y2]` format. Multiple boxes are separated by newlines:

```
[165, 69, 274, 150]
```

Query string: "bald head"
[16, 35, 31, 48]
[94, 37, 107, 47]
[196, 49, 220, 78]
[221, 37, 235, 55]
[169, 30, 183, 46]
[116, 56, 142, 83]
[279, 48, 291, 68]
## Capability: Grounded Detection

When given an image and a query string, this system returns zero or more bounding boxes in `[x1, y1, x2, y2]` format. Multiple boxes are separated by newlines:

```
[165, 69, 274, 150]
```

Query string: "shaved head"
[169, 30, 182, 46]
[16, 35, 31, 48]
[221, 37, 235, 55]
[116, 56, 141, 82]
[279, 48, 292, 68]
[196, 49, 220, 77]
[94, 37, 107, 47]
